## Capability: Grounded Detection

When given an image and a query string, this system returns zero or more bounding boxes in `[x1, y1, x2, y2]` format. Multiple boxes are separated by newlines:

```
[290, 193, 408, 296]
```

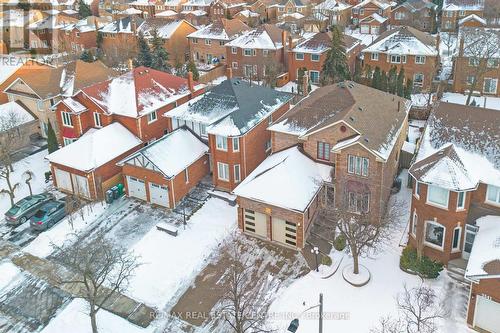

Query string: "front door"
[462, 224, 478, 259]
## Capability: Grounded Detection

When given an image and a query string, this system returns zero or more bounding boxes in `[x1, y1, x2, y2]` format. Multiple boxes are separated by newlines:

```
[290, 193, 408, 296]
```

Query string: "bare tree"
[22, 170, 34, 196]
[0, 166, 19, 206]
[52, 230, 140, 333]
[262, 60, 284, 88]
[370, 315, 405, 333]
[219, 240, 274, 333]
[441, 32, 455, 59]
[458, 29, 500, 105]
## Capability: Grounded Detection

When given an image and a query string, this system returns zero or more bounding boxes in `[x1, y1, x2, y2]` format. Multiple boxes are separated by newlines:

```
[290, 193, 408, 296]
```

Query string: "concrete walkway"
[0, 240, 156, 328]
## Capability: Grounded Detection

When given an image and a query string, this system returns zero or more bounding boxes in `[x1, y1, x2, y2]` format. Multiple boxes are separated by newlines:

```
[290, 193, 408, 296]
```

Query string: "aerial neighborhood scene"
[0, 0, 499, 332]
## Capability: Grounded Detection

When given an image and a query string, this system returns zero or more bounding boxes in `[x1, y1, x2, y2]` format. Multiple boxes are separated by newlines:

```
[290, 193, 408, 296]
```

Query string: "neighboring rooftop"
[137, 19, 194, 39]
[442, 0, 484, 11]
[167, 78, 292, 136]
[46, 123, 142, 171]
[269, 82, 411, 160]
[187, 18, 249, 40]
[441, 92, 500, 111]
[396, 0, 437, 12]
[120, 128, 208, 178]
[363, 26, 438, 56]
[314, 0, 351, 11]
[226, 24, 285, 50]
[233, 146, 332, 212]
[353, 0, 392, 10]
[465, 215, 500, 279]
[100, 15, 145, 34]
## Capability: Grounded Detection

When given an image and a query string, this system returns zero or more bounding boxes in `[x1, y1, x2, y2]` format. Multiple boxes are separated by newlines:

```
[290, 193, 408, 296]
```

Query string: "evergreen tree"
[96, 31, 103, 59]
[79, 50, 94, 62]
[404, 79, 413, 99]
[47, 121, 59, 154]
[352, 63, 362, 83]
[371, 67, 381, 89]
[150, 29, 171, 72]
[78, 0, 92, 19]
[397, 68, 405, 97]
[387, 66, 398, 94]
[186, 61, 200, 81]
[380, 70, 388, 92]
[321, 26, 351, 84]
[135, 32, 152, 68]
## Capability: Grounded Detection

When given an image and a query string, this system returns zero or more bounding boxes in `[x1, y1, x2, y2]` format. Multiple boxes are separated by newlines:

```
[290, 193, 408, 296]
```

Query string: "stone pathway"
[0, 240, 156, 328]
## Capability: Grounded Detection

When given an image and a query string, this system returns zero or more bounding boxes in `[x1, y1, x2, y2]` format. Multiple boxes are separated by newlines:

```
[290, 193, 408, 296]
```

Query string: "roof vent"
[364, 138, 369, 143]
[358, 106, 363, 111]
[339, 82, 346, 88]
[348, 83, 354, 88]
[349, 116, 355, 122]
[437, 150, 444, 155]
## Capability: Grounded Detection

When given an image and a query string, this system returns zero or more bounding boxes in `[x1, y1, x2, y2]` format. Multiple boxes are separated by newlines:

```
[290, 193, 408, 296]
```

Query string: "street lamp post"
[287, 293, 324, 333]
[311, 246, 320, 272]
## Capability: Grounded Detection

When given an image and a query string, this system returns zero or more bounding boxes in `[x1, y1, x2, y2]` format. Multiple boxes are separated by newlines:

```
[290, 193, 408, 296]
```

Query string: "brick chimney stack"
[187, 71, 194, 92]
[226, 67, 233, 79]
[128, 58, 133, 71]
[281, 29, 287, 62]
[302, 70, 309, 96]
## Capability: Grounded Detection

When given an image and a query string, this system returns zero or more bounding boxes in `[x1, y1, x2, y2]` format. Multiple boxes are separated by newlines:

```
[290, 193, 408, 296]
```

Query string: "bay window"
[348, 192, 370, 213]
[425, 221, 445, 249]
[62, 112, 73, 127]
[427, 185, 449, 208]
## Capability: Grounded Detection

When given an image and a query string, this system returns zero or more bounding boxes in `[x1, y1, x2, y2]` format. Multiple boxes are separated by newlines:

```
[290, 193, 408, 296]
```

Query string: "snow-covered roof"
[292, 32, 334, 54]
[46, 123, 142, 172]
[81, 66, 202, 118]
[363, 26, 438, 56]
[121, 128, 208, 178]
[314, 0, 351, 11]
[0, 101, 35, 128]
[120, 8, 144, 15]
[0, 9, 36, 28]
[156, 10, 178, 17]
[226, 24, 284, 50]
[458, 13, 486, 26]
[167, 79, 292, 136]
[282, 12, 305, 19]
[360, 13, 387, 24]
[233, 146, 332, 212]
[181, 9, 208, 16]
[354, 0, 392, 10]
[465, 215, 500, 279]
[457, 28, 500, 58]
[441, 92, 500, 111]
[100, 16, 145, 34]
[187, 18, 249, 40]
[443, 0, 484, 11]
[413, 102, 500, 188]
[138, 19, 191, 39]
[235, 9, 260, 18]
[61, 97, 86, 113]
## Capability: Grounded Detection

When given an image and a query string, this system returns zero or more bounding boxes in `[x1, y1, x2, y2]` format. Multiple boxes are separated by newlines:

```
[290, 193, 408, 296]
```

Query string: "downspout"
[170, 176, 176, 208]
[243, 134, 247, 177]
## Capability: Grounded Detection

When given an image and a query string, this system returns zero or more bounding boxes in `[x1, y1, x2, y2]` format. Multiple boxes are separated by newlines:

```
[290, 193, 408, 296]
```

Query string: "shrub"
[400, 246, 443, 279]
[321, 255, 332, 266]
[333, 235, 346, 251]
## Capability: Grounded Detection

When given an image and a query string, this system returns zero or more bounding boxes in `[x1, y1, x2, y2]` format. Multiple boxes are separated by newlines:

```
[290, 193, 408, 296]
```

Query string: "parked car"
[4, 193, 55, 225]
[29, 200, 66, 231]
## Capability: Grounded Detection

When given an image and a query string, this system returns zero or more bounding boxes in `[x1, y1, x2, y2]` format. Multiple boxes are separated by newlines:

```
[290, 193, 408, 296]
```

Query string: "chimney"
[281, 29, 286, 62]
[459, 36, 465, 57]
[94, 17, 99, 31]
[288, 35, 293, 50]
[187, 71, 194, 92]
[226, 67, 233, 79]
[302, 70, 309, 96]
[128, 58, 133, 71]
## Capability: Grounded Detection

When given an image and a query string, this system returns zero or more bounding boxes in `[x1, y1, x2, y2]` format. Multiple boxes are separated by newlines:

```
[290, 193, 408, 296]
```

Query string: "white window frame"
[452, 226, 461, 252]
[205, 39, 211, 45]
[413, 73, 424, 87]
[244, 49, 252, 56]
[93, 112, 102, 128]
[63, 137, 75, 146]
[217, 162, 229, 181]
[231, 47, 237, 54]
[232, 61, 238, 69]
[309, 70, 320, 84]
[295, 52, 304, 60]
[347, 155, 369, 177]
[424, 220, 446, 250]
[483, 78, 498, 94]
[390, 55, 402, 63]
[426, 185, 449, 209]
[411, 211, 418, 236]
[415, 55, 426, 64]
[216, 135, 227, 151]
[200, 123, 207, 137]
[486, 184, 500, 206]
[487, 58, 499, 68]
[147, 111, 157, 124]
[184, 168, 189, 183]
[371, 52, 379, 61]
[414, 181, 420, 199]
[311, 53, 320, 62]
[457, 191, 465, 210]
[263, 49, 269, 57]
[232, 137, 239, 152]
[61, 111, 73, 127]
[469, 57, 479, 67]
[234, 164, 241, 183]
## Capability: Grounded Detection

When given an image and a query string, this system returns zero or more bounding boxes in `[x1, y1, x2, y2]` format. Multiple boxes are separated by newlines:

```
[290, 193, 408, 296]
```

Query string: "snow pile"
[234, 147, 332, 212]
[40, 298, 154, 333]
[46, 123, 142, 172]
[123, 128, 208, 178]
[0, 261, 22, 291]
[126, 197, 236, 308]
[465, 215, 500, 278]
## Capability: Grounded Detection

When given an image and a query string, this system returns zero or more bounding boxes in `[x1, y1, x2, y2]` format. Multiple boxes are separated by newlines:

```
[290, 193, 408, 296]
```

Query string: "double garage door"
[54, 168, 90, 199]
[126, 177, 169, 208]
[243, 209, 298, 247]
[474, 296, 500, 333]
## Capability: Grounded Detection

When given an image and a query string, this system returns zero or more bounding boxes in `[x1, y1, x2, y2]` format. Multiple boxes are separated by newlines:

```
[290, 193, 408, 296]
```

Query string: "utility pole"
[319, 293, 323, 333]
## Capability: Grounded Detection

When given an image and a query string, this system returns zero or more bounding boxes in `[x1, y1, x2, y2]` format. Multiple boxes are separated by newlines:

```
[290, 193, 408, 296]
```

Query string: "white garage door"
[360, 25, 370, 34]
[71, 174, 90, 199]
[149, 183, 169, 207]
[272, 218, 297, 247]
[243, 209, 267, 238]
[54, 168, 72, 192]
[127, 176, 146, 201]
[475, 296, 500, 333]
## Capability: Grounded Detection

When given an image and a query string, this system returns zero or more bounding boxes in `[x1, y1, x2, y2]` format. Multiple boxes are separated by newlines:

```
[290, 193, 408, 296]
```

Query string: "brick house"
[390, 0, 437, 33]
[47, 122, 143, 200]
[288, 32, 362, 83]
[351, 0, 392, 26]
[312, 0, 352, 28]
[181, 0, 214, 13]
[233, 9, 261, 27]
[187, 18, 249, 65]
[209, 0, 247, 19]
[441, 0, 484, 32]
[137, 18, 197, 64]
[359, 13, 388, 34]
[58, 16, 110, 54]
[362, 26, 439, 91]
[28, 12, 79, 53]
[407, 102, 500, 265]
[273, 0, 309, 21]
[452, 28, 500, 97]
[406, 102, 500, 332]
[99, 16, 145, 65]
[0, 101, 39, 152]
[236, 82, 410, 249]
[458, 13, 487, 29]
[119, 127, 209, 208]
[225, 24, 289, 79]
[166, 73, 293, 191]
[3, 60, 118, 138]
[54, 66, 204, 146]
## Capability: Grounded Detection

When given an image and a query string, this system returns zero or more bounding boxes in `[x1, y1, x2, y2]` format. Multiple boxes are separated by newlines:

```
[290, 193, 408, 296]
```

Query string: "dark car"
[4, 193, 55, 225]
[29, 200, 66, 231]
